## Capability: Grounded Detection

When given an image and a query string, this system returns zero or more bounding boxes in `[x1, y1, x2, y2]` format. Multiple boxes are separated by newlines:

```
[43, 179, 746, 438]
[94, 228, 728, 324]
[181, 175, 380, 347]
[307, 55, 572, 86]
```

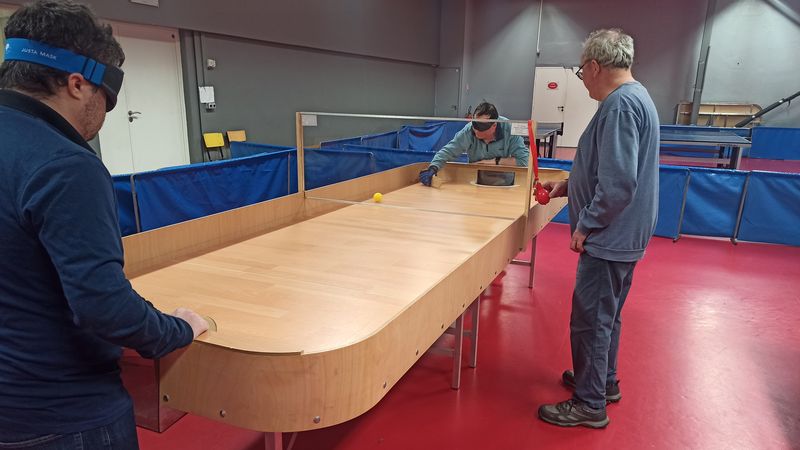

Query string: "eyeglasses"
[574, 61, 588, 80]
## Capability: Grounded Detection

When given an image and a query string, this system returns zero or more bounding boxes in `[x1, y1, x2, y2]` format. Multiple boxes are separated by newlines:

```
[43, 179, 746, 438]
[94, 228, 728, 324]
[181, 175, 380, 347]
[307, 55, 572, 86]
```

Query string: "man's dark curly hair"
[0, 0, 124, 97]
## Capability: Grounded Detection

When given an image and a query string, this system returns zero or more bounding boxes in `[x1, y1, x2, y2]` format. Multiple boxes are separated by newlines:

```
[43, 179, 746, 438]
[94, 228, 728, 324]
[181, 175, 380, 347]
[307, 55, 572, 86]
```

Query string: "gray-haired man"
[538, 28, 660, 428]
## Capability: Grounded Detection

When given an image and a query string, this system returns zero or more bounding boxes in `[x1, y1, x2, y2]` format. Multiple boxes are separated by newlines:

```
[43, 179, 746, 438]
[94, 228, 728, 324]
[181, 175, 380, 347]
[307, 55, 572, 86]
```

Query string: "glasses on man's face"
[574, 61, 588, 80]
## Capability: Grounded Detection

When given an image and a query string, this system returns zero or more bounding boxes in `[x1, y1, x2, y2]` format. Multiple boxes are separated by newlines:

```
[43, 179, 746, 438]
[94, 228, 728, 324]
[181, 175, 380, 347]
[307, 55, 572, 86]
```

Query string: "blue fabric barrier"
[541, 161, 687, 238]
[342, 144, 464, 171]
[538, 158, 574, 171]
[397, 123, 451, 152]
[303, 148, 376, 189]
[360, 131, 398, 149]
[227, 142, 374, 190]
[750, 127, 800, 160]
[681, 168, 747, 238]
[111, 174, 138, 236]
[737, 171, 800, 246]
[539, 159, 572, 223]
[425, 121, 469, 148]
[320, 136, 363, 149]
[552, 204, 569, 224]
[653, 166, 688, 239]
[134, 151, 294, 231]
[231, 141, 292, 158]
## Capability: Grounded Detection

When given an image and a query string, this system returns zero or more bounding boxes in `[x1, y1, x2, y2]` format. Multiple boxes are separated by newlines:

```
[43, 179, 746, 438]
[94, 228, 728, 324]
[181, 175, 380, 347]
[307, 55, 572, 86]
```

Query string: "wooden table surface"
[131, 180, 528, 355]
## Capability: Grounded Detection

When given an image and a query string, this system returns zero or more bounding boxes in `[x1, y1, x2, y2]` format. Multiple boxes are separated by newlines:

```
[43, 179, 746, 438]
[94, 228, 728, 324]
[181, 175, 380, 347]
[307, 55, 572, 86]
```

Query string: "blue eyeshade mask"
[4, 38, 124, 112]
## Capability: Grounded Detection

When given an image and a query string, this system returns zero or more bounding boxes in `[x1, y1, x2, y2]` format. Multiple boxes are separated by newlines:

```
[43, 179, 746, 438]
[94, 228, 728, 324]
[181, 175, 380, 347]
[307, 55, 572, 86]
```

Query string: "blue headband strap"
[4, 38, 107, 86]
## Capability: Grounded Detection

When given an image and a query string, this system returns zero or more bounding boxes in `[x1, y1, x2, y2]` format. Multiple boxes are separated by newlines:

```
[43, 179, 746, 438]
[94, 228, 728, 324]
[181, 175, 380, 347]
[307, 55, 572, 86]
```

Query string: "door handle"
[557, 106, 565, 112]
[128, 111, 141, 123]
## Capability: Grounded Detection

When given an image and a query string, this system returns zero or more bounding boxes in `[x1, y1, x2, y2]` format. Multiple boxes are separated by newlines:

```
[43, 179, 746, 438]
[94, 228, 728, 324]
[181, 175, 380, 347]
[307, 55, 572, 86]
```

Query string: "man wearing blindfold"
[0, 1, 207, 448]
[418, 101, 529, 186]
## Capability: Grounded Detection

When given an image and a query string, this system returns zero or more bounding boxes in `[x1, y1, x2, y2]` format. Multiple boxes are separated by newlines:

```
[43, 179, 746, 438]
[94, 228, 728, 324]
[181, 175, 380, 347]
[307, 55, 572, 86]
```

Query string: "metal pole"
[130, 174, 142, 233]
[468, 296, 480, 368]
[674, 171, 692, 242]
[731, 173, 751, 245]
[295, 113, 305, 196]
[528, 236, 537, 288]
[451, 313, 464, 390]
[735, 90, 800, 127]
[689, 0, 717, 125]
[536, 1, 543, 56]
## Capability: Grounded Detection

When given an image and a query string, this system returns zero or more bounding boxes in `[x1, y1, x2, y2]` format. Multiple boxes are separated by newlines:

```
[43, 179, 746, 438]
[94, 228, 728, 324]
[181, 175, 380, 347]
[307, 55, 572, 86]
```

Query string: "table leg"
[265, 432, 282, 450]
[549, 134, 557, 158]
[731, 145, 743, 170]
[451, 313, 464, 390]
[510, 236, 537, 288]
[467, 296, 480, 368]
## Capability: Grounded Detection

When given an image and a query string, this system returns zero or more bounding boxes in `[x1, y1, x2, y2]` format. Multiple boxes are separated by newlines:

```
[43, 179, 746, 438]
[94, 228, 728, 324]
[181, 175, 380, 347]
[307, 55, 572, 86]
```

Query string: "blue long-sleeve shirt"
[429, 117, 529, 170]
[568, 82, 660, 262]
[0, 90, 193, 434]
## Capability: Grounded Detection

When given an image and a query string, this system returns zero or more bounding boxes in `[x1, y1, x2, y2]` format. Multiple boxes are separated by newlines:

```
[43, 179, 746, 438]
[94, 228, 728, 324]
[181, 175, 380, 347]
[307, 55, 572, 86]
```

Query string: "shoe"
[562, 370, 622, 403]
[538, 399, 609, 428]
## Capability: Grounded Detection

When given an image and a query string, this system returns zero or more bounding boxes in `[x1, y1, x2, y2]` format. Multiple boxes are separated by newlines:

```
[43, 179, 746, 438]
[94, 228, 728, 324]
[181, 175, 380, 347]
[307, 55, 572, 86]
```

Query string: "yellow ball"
[373, 192, 383, 203]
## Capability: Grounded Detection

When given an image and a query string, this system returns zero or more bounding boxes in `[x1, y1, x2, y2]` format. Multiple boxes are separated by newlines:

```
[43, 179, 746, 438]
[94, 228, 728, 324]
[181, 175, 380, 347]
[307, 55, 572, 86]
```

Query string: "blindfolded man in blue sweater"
[0, 1, 207, 448]
[418, 101, 529, 187]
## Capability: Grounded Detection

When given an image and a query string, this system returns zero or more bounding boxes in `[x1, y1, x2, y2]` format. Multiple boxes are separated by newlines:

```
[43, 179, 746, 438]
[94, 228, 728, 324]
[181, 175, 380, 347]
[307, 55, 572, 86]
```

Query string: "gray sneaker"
[562, 370, 622, 403]
[538, 399, 609, 428]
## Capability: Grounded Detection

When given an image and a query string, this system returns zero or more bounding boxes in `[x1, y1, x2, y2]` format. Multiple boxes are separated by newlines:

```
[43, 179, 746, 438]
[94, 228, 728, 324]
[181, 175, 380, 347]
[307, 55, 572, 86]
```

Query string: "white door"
[99, 22, 189, 174]
[98, 83, 135, 174]
[563, 67, 598, 147]
[531, 67, 598, 147]
[434, 67, 461, 117]
[531, 67, 567, 123]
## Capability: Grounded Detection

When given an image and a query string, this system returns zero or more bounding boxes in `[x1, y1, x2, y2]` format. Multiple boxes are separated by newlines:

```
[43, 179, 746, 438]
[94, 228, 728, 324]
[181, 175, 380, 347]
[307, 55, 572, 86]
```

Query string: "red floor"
[137, 224, 800, 450]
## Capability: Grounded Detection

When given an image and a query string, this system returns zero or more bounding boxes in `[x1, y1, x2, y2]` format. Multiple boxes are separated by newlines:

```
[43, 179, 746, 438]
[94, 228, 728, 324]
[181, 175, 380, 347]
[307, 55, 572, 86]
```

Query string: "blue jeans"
[0, 409, 139, 449]
[570, 253, 637, 410]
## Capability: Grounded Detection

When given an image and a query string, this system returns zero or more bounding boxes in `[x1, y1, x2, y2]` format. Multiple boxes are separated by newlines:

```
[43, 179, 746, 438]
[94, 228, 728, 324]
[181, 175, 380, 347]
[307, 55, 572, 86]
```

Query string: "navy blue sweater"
[0, 90, 193, 434]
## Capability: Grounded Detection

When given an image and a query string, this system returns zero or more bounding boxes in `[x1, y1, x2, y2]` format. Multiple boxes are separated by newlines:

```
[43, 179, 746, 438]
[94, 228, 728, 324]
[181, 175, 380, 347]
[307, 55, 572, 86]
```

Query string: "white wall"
[444, 0, 798, 127]
[2, 0, 442, 65]
[194, 33, 436, 148]
[703, 0, 800, 127]
[460, 0, 540, 120]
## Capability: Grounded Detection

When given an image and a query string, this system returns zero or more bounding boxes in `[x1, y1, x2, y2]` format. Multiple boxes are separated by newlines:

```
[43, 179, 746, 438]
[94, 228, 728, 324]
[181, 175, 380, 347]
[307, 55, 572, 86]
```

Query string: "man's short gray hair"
[582, 28, 634, 69]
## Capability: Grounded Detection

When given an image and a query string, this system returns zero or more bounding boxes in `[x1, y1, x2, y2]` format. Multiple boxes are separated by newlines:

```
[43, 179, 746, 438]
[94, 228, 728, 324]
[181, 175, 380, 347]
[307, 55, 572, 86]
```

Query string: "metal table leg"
[510, 236, 537, 288]
[467, 296, 480, 368]
[731, 145, 743, 170]
[265, 432, 282, 450]
[450, 313, 464, 389]
[731, 173, 751, 245]
[264, 432, 297, 450]
[674, 172, 692, 242]
[431, 295, 482, 390]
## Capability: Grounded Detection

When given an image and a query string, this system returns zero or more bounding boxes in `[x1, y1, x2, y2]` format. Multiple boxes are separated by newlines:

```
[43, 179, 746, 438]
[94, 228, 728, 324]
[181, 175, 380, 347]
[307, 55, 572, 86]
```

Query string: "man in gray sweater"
[538, 28, 660, 428]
